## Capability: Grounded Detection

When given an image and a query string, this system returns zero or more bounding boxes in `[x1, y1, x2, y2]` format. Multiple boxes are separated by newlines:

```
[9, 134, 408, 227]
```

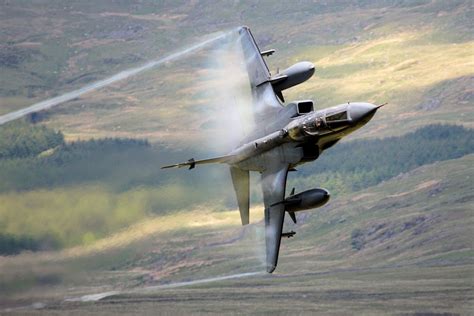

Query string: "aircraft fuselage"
[160, 26, 384, 273]
[232, 101, 380, 172]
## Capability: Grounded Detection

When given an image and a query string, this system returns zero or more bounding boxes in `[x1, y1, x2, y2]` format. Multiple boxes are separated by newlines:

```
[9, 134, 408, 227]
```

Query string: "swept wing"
[261, 161, 290, 273]
[230, 27, 286, 228]
[238, 26, 283, 120]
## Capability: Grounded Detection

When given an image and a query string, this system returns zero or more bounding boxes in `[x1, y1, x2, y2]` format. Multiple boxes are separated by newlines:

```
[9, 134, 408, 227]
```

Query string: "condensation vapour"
[66, 271, 264, 302]
[0, 30, 233, 126]
[200, 33, 268, 267]
[201, 31, 254, 153]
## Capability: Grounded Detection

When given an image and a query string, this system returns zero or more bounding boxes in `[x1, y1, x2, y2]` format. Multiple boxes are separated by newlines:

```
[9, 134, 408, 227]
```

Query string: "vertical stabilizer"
[230, 167, 250, 225]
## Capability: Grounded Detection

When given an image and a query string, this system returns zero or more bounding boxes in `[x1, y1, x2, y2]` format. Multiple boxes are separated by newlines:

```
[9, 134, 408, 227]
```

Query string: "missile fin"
[288, 211, 297, 224]
[161, 155, 233, 170]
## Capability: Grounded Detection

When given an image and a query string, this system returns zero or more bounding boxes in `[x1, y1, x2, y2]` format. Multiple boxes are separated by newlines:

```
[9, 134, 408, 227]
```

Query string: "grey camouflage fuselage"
[162, 26, 383, 273]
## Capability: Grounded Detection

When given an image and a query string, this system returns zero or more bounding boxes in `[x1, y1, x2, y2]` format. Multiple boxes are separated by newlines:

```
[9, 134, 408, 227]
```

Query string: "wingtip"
[266, 264, 276, 273]
[238, 25, 250, 34]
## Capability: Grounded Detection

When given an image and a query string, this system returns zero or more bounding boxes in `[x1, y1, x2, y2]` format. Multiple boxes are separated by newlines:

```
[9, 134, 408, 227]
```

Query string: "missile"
[271, 61, 315, 93]
[272, 188, 330, 213]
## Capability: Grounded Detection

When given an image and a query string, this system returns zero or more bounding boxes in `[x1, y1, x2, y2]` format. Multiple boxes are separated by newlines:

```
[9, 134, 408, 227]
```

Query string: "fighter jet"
[162, 26, 383, 273]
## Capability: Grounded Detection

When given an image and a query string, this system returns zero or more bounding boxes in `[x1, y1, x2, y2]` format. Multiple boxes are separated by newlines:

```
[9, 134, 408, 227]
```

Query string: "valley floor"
[2, 155, 473, 315]
[4, 264, 473, 315]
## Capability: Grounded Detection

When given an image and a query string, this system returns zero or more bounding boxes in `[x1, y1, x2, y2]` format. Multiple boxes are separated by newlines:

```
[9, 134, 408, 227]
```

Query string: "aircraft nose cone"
[349, 102, 378, 125]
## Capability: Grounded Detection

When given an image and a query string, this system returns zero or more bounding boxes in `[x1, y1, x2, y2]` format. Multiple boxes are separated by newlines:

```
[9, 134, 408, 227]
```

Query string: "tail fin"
[161, 155, 232, 170]
[230, 166, 250, 225]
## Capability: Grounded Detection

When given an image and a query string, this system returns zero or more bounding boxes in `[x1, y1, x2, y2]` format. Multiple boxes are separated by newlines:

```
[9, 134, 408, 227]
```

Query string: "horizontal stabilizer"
[230, 167, 250, 226]
[161, 155, 232, 170]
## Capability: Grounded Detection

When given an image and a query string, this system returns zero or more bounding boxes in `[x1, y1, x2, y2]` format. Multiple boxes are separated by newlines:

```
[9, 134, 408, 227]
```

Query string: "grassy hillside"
[0, 1, 472, 146]
[1, 121, 472, 255]
[1, 155, 472, 313]
[0, 1, 472, 313]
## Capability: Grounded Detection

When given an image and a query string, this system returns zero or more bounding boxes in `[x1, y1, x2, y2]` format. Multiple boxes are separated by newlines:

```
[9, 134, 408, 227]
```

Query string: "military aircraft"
[162, 26, 384, 273]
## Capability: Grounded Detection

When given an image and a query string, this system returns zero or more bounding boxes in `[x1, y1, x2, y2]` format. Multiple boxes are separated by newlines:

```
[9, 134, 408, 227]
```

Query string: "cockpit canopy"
[287, 105, 352, 140]
[325, 110, 348, 122]
[324, 106, 350, 130]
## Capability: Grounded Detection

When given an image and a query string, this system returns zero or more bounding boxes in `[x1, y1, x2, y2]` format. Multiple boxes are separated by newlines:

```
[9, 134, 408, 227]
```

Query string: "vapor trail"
[0, 31, 231, 126]
[139, 271, 263, 291]
[66, 271, 264, 302]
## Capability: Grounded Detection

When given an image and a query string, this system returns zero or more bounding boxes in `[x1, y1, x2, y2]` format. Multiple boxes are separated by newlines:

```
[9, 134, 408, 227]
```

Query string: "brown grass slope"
[1, 155, 472, 314]
[0, 1, 472, 146]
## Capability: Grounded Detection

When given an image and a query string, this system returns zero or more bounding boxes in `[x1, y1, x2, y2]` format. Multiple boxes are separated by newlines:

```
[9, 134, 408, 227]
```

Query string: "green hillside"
[0, 121, 472, 255]
[1, 155, 472, 314]
[0, 1, 472, 145]
[0, 0, 472, 313]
